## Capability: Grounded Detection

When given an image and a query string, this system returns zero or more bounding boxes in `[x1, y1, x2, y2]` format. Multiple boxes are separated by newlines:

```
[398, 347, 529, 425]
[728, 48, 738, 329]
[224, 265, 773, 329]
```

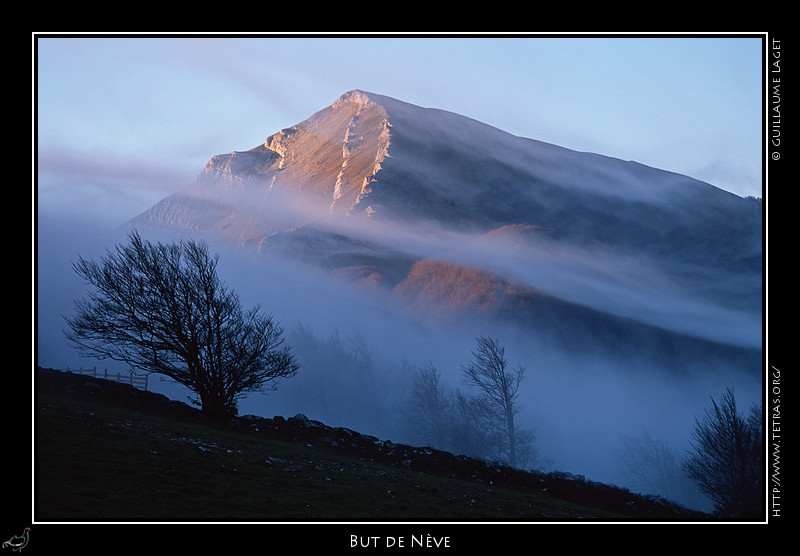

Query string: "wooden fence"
[63, 367, 148, 391]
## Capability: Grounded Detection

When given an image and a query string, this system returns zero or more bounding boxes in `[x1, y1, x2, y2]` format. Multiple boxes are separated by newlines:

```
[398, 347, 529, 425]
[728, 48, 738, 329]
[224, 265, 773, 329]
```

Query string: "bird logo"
[2, 528, 29, 552]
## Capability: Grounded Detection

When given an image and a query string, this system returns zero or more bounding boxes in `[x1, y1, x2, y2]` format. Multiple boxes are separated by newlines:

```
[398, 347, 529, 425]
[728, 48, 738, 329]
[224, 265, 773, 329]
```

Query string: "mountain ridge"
[128, 90, 762, 360]
[131, 90, 760, 260]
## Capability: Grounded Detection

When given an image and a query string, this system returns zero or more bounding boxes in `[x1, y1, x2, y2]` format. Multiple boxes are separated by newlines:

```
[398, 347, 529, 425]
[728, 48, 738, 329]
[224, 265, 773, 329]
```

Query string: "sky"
[35, 33, 764, 226]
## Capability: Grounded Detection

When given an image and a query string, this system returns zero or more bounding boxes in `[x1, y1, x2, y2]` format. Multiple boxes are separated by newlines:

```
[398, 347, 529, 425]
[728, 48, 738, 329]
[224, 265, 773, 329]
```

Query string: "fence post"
[63, 366, 149, 391]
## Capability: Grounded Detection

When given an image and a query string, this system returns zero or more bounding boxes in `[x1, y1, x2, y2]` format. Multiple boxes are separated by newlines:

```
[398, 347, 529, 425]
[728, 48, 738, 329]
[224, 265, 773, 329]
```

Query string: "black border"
[26, 31, 779, 554]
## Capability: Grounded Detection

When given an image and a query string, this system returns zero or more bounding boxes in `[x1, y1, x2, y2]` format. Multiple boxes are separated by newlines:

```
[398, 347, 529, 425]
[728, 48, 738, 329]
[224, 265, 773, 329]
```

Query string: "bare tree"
[683, 387, 763, 519]
[617, 429, 705, 509]
[287, 325, 381, 427]
[407, 363, 452, 449]
[462, 336, 527, 468]
[64, 230, 299, 418]
[449, 390, 492, 460]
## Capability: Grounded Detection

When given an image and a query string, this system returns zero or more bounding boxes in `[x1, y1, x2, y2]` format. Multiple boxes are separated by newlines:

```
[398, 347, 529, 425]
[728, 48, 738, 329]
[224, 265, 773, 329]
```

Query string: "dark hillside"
[35, 367, 706, 522]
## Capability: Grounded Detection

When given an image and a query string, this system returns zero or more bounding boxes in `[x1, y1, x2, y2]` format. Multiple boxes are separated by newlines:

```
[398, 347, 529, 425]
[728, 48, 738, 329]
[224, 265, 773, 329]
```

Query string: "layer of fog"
[159, 181, 762, 352]
[37, 205, 762, 514]
[339, 214, 759, 348]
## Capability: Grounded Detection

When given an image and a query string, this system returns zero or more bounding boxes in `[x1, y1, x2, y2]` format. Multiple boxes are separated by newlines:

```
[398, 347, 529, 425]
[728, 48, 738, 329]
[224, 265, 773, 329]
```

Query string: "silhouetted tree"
[64, 230, 299, 418]
[683, 388, 763, 519]
[462, 336, 527, 468]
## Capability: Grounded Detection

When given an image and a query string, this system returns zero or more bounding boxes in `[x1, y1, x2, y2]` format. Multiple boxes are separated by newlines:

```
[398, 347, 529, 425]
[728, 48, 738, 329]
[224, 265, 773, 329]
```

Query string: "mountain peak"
[261, 89, 393, 215]
[333, 89, 382, 108]
[131, 90, 761, 270]
[333, 89, 412, 112]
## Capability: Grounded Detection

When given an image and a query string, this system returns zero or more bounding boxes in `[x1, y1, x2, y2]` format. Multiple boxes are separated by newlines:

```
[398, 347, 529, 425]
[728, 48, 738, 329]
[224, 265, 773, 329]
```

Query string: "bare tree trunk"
[506, 405, 517, 468]
[462, 336, 526, 468]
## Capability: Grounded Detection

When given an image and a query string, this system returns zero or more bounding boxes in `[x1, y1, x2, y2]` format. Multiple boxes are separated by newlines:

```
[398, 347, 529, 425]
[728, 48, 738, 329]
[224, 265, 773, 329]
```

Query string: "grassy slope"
[35, 367, 704, 523]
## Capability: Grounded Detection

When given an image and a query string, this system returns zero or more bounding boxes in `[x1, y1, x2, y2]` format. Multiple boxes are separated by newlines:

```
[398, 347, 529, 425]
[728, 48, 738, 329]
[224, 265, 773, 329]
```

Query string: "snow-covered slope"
[134, 89, 759, 260]
[129, 90, 762, 359]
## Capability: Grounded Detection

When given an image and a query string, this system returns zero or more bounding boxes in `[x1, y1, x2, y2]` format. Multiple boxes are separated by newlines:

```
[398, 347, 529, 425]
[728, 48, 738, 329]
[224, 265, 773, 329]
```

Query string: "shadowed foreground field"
[35, 367, 706, 522]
